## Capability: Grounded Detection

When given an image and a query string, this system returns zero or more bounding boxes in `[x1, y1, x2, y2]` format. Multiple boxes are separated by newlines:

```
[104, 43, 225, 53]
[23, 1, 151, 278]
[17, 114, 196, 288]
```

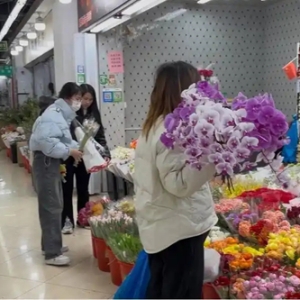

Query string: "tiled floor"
[0, 152, 116, 299]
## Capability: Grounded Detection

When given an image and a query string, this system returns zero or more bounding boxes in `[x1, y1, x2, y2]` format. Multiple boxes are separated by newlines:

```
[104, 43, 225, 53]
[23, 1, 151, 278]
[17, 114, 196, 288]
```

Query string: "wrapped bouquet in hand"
[73, 118, 107, 173]
[160, 81, 289, 188]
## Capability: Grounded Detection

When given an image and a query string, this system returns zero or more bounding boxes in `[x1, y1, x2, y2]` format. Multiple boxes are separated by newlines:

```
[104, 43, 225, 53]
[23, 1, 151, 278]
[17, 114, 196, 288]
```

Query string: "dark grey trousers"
[33, 151, 63, 259]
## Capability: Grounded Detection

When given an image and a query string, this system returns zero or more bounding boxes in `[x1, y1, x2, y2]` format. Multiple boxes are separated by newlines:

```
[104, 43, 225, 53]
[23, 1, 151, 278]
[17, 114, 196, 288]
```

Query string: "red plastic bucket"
[202, 283, 220, 299]
[91, 234, 97, 258]
[119, 261, 134, 281]
[107, 247, 122, 286]
[94, 237, 110, 272]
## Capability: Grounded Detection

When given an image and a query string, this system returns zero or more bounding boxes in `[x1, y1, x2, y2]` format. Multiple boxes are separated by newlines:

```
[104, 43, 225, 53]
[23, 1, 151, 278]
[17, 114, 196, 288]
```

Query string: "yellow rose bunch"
[265, 228, 300, 262]
[221, 177, 264, 198]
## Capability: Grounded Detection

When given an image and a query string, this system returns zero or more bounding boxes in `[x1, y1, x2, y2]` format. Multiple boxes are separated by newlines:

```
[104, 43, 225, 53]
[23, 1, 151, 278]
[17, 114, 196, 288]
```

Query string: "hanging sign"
[77, 73, 86, 84]
[108, 74, 117, 87]
[77, 0, 130, 31]
[0, 65, 12, 77]
[77, 65, 85, 73]
[99, 74, 108, 85]
[0, 41, 8, 52]
[108, 51, 124, 74]
[102, 88, 123, 103]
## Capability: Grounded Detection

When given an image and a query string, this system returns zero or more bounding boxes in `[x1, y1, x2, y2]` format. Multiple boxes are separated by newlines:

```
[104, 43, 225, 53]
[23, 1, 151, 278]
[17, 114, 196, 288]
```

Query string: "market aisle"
[0, 152, 116, 299]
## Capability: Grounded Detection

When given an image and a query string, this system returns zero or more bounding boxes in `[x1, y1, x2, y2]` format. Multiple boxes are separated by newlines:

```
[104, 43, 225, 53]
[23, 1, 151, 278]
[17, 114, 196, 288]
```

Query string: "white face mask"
[71, 101, 81, 111]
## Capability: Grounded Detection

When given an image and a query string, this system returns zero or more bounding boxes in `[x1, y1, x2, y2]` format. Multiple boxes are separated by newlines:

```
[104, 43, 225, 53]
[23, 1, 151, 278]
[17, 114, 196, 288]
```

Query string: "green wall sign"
[0, 41, 8, 52]
[0, 65, 12, 77]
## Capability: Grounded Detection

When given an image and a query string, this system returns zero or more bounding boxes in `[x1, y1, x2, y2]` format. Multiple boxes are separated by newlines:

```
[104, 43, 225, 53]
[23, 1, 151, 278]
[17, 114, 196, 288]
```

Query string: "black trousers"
[62, 157, 90, 227]
[146, 232, 209, 299]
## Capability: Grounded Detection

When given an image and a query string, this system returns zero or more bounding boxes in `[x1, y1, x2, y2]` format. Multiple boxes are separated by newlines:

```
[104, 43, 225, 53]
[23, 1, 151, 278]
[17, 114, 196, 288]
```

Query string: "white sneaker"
[42, 246, 69, 256]
[62, 219, 73, 234]
[45, 255, 70, 266]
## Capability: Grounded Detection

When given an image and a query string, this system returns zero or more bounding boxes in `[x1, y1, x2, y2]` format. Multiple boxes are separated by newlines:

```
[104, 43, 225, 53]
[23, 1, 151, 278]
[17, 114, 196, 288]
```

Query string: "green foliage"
[0, 98, 39, 139]
[19, 99, 39, 139]
[107, 233, 143, 264]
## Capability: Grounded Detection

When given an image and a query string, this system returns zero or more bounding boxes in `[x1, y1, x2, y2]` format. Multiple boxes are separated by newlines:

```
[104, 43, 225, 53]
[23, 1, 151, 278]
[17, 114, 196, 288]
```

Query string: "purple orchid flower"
[232, 92, 248, 110]
[257, 105, 276, 125]
[164, 113, 180, 133]
[216, 162, 234, 176]
[222, 152, 237, 165]
[160, 132, 175, 149]
[234, 146, 251, 162]
[208, 153, 224, 165]
[179, 106, 195, 121]
[245, 98, 261, 121]
[197, 81, 226, 102]
[270, 112, 288, 136]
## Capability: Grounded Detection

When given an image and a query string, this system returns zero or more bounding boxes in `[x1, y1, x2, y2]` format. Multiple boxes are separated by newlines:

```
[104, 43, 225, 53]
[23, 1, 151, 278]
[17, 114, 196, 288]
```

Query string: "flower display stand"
[119, 261, 134, 281]
[107, 247, 122, 286]
[94, 236, 110, 272]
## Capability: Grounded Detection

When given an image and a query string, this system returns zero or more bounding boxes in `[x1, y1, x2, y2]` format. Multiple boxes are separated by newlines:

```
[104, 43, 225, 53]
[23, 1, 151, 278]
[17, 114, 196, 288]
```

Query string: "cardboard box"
[17, 141, 27, 167]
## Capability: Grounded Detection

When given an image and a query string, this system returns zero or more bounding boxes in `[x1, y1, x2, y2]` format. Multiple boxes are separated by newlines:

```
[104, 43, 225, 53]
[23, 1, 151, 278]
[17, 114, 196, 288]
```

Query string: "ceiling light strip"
[90, 0, 167, 33]
[122, 0, 167, 16]
[0, 0, 27, 42]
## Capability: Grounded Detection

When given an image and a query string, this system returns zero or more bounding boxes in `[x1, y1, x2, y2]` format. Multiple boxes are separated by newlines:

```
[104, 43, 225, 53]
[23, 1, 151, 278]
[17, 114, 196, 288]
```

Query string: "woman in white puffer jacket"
[134, 61, 218, 299]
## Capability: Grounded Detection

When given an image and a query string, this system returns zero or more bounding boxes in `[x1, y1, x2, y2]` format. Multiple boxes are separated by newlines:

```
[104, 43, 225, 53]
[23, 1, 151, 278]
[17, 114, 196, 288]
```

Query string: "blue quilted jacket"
[30, 98, 78, 160]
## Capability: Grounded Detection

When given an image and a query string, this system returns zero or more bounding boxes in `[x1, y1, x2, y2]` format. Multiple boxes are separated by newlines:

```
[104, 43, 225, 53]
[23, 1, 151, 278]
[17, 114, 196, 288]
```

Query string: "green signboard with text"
[0, 41, 8, 52]
[0, 65, 13, 77]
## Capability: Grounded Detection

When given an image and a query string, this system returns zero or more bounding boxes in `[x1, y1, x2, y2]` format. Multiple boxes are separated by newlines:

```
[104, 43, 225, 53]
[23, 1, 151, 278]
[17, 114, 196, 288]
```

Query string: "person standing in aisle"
[61, 83, 111, 234]
[134, 61, 218, 299]
[47, 82, 55, 97]
[30, 82, 83, 266]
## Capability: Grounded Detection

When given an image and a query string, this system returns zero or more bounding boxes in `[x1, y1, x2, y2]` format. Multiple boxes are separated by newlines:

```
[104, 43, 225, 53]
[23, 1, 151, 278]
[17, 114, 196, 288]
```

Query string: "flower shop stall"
[82, 76, 300, 300]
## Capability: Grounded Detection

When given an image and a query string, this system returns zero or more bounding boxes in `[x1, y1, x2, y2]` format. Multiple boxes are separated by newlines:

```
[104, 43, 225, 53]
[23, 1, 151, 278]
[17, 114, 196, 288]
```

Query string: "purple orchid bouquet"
[160, 81, 289, 188]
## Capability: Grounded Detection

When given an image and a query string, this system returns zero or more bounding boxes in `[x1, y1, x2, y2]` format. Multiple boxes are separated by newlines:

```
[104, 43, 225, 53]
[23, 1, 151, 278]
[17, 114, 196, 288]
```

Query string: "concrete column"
[52, 0, 78, 93]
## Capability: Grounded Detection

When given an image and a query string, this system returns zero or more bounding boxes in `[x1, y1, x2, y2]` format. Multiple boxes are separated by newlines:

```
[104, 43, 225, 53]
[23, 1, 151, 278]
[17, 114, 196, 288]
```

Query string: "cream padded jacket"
[134, 118, 218, 254]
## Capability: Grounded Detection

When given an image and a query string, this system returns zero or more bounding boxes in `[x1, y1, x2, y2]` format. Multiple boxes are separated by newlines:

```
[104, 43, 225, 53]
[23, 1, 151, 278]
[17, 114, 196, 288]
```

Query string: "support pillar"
[52, 0, 78, 93]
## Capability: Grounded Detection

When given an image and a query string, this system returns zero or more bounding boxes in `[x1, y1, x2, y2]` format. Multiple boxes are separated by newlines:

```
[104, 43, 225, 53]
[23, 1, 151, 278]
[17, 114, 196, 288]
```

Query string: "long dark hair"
[58, 82, 81, 100]
[142, 61, 199, 140]
[78, 83, 101, 124]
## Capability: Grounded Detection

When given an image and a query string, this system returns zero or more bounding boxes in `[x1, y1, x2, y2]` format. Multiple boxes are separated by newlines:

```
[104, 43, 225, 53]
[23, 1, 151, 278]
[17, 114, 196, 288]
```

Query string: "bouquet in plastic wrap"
[73, 118, 107, 173]
[108, 147, 135, 182]
[77, 196, 110, 227]
[160, 81, 289, 189]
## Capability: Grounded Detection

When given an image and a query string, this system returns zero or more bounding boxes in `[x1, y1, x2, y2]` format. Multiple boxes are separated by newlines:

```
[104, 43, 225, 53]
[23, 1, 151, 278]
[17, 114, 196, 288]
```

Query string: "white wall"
[23, 11, 54, 65]
[13, 50, 34, 104]
[263, 0, 299, 119]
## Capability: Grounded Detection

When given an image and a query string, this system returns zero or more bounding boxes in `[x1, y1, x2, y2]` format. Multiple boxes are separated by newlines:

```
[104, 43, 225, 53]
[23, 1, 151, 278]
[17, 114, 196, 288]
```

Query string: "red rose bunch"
[238, 188, 295, 212]
[198, 69, 213, 78]
[285, 292, 300, 299]
[250, 219, 275, 245]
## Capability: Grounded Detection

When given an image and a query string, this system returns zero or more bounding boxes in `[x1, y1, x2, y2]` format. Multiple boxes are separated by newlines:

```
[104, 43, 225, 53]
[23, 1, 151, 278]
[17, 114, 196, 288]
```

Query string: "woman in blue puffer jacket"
[30, 82, 83, 266]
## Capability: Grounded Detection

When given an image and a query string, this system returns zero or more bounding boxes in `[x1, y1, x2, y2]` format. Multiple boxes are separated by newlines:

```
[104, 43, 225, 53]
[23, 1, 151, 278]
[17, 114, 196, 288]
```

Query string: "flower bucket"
[94, 237, 110, 272]
[283, 61, 297, 80]
[119, 260, 134, 281]
[107, 247, 122, 286]
[202, 283, 220, 299]
[91, 234, 97, 259]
